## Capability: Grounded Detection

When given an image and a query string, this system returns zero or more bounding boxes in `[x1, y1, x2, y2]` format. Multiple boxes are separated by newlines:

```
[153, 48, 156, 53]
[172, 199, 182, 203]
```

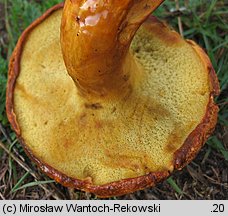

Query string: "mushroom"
[6, 0, 220, 197]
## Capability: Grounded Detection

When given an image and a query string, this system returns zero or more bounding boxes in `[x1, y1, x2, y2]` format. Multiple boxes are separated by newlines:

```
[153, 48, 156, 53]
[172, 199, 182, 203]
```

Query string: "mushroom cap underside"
[6, 4, 219, 197]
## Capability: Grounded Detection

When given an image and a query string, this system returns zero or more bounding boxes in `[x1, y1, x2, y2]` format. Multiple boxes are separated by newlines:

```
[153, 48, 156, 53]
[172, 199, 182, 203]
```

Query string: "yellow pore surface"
[14, 10, 210, 185]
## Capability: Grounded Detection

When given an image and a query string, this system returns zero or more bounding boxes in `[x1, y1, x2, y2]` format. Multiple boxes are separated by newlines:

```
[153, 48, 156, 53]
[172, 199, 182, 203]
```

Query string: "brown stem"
[61, 0, 164, 97]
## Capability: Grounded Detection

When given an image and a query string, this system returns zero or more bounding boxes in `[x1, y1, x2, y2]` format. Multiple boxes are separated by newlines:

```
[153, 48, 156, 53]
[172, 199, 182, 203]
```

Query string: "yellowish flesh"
[14, 10, 210, 185]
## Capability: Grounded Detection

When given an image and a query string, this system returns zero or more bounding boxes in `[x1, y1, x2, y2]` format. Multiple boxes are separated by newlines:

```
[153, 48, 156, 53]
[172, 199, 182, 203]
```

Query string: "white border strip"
[0, 200, 227, 216]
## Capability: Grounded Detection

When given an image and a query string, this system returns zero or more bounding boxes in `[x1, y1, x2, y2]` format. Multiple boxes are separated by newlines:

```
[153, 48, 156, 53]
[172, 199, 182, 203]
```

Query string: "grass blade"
[167, 177, 183, 195]
[207, 136, 228, 161]
[13, 180, 55, 192]
[12, 171, 30, 193]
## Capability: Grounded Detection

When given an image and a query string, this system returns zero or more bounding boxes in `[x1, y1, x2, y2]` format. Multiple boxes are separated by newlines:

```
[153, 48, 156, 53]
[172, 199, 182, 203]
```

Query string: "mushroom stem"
[61, 0, 164, 97]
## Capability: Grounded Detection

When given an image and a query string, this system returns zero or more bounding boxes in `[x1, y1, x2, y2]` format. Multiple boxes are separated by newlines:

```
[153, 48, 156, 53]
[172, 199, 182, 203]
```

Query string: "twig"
[218, 101, 228, 106]
[175, 0, 184, 37]
[193, 187, 204, 198]
[0, 141, 34, 181]
[0, 191, 5, 200]
[42, 190, 56, 200]
[203, 174, 228, 188]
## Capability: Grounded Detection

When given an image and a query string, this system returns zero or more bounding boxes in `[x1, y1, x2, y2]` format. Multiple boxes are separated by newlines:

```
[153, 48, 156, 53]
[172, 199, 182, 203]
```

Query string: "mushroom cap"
[7, 4, 220, 197]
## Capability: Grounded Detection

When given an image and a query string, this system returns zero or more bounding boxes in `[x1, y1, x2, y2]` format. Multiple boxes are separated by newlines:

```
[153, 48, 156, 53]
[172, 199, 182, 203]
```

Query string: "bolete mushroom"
[6, 0, 220, 197]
